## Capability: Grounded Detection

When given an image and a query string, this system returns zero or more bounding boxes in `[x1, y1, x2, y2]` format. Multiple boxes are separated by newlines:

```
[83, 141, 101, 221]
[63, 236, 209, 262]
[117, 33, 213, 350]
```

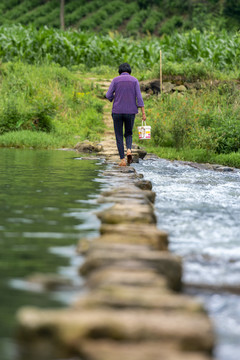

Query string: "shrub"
[126, 10, 148, 35]
[143, 11, 164, 33]
[160, 16, 184, 35]
[101, 3, 139, 31]
[0, 62, 104, 142]
[17, 0, 59, 25]
[143, 84, 240, 154]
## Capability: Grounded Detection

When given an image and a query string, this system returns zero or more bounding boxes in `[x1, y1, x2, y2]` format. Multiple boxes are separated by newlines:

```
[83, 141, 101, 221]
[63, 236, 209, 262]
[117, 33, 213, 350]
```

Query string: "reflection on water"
[134, 158, 240, 360]
[0, 148, 106, 360]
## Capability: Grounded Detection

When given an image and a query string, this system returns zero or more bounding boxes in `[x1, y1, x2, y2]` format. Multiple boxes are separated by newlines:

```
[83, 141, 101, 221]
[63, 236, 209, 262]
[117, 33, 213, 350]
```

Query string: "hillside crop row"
[0, 0, 239, 34]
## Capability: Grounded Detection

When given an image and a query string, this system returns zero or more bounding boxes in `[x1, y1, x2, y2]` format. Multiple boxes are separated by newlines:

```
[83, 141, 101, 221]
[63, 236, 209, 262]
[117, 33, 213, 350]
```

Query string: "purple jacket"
[106, 73, 144, 114]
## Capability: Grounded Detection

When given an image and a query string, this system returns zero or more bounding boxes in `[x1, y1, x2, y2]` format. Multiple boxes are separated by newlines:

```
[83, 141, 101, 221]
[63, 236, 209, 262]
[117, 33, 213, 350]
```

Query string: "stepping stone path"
[16, 79, 215, 360]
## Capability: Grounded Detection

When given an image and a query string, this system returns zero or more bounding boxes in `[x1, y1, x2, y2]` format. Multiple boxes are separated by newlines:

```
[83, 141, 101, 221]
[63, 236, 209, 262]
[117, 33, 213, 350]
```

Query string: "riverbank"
[0, 63, 105, 149]
[133, 77, 240, 168]
[0, 62, 239, 168]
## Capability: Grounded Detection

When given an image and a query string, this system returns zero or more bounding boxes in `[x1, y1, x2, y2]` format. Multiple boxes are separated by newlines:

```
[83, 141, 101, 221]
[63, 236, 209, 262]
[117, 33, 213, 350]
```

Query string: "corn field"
[0, 25, 239, 71]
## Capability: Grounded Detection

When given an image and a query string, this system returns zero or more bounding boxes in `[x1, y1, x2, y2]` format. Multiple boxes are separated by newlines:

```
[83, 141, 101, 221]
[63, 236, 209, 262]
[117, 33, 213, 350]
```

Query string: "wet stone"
[79, 341, 213, 360]
[100, 223, 168, 250]
[134, 179, 153, 191]
[77, 241, 151, 255]
[79, 249, 182, 291]
[101, 171, 140, 179]
[96, 202, 156, 225]
[74, 141, 103, 153]
[134, 148, 147, 159]
[101, 185, 145, 197]
[85, 268, 168, 289]
[73, 285, 205, 312]
[17, 307, 214, 353]
[142, 190, 156, 203]
[111, 165, 136, 173]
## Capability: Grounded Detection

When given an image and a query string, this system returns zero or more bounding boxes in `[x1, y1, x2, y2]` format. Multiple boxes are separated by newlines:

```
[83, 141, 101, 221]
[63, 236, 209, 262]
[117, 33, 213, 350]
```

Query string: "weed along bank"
[16, 90, 215, 360]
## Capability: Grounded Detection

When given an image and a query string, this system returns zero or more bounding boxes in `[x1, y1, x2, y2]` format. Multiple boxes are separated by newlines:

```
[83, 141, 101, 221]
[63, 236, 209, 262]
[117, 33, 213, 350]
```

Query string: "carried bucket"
[138, 121, 151, 140]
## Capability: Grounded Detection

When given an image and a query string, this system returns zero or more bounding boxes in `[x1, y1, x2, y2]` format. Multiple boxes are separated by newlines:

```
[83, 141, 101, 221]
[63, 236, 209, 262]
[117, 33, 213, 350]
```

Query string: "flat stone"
[212, 165, 234, 172]
[100, 223, 168, 250]
[17, 308, 214, 353]
[101, 171, 140, 180]
[142, 190, 156, 203]
[96, 203, 156, 225]
[134, 180, 152, 190]
[143, 153, 159, 160]
[74, 141, 103, 153]
[134, 148, 147, 159]
[80, 341, 213, 360]
[97, 195, 149, 205]
[79, 249, 182, 291]
[85, 268, 168, 289]
[107, 166, 136, 173]
[77, 241, 151, 255]
[163, 82, 175, 93]
[101, 185, 143, 197]
[173, 85, 187, 92]
[96, 189, 154, 205]
[74, 286, 205, 312]
[80, 231, 166, 252]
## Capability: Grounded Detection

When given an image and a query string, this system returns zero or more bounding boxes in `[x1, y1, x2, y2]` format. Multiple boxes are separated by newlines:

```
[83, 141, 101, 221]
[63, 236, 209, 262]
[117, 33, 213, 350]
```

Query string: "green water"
[0, 148, 105, 360]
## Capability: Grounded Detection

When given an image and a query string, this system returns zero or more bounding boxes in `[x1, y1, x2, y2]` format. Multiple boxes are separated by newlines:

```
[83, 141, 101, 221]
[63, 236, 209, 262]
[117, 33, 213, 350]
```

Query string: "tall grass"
[133, 83, 240, 161]
[0, 62, 105, 148]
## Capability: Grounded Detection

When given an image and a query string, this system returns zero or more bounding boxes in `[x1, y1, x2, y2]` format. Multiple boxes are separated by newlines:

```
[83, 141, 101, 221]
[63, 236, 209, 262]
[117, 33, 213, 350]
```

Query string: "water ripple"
[134, 158, 240, 360]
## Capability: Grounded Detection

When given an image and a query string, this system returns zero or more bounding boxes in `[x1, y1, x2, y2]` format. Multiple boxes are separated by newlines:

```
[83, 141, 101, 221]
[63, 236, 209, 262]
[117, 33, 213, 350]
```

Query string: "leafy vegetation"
[0, 62, 104, 148]
[0, 0, 239, 34]
[0, 25, 239, 77]
[133, 82, 240, 167]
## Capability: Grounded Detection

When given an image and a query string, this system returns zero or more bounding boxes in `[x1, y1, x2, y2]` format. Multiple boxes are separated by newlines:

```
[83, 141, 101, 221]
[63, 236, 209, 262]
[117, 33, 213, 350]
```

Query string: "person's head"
[118, 63, 131, 75]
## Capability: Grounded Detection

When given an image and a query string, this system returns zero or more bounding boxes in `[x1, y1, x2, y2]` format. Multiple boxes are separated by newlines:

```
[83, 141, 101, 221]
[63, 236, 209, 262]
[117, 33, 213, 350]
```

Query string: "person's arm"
[140, 106, 146, 121]
[105, 80, 115, 102]
[135, 80, 146, 121]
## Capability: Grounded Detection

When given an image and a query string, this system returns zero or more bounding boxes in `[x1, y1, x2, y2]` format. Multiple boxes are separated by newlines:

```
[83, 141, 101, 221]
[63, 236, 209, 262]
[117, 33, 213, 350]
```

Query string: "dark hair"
[118, 63, 131, 75]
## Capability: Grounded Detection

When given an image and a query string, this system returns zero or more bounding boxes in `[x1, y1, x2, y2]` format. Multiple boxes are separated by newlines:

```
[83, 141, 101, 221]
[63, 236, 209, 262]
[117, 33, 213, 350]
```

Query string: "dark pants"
[112, 113, 135, 159]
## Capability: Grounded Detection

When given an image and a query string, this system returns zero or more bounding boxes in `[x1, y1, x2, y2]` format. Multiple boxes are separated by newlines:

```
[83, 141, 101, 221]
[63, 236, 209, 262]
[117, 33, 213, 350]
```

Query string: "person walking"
[106, 63, 146, 166]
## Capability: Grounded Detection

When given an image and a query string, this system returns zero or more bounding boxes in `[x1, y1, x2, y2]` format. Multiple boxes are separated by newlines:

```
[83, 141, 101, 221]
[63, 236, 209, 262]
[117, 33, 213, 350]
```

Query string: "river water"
[0, 148, 106, 360]
[134, 157, 240, 360]
[1, 148, 239, 360]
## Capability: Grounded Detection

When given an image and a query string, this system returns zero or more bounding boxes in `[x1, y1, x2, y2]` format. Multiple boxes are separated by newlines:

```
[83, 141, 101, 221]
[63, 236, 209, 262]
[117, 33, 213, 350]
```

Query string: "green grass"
[138, 144, 240, 168]
[0, 130, 73, 149]
[133, 82, 240, 168]
[0, 62, 105, 149]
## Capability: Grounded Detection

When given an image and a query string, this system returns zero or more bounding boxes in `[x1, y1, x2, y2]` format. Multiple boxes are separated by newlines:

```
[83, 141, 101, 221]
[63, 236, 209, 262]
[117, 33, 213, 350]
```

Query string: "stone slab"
[79, 341, 214, 360]
[85, 268, 168, 289]
[17, 308, 214, 352]
[79, 249, 182, 291]
[97, 203, 156, 225]
[73, 285, 205, 312]
[100, 223, 168, 250]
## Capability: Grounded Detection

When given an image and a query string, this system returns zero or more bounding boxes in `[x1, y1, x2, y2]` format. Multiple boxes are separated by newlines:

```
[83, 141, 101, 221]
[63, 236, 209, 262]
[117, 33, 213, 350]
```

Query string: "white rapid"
[134, 158, 240, 360]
